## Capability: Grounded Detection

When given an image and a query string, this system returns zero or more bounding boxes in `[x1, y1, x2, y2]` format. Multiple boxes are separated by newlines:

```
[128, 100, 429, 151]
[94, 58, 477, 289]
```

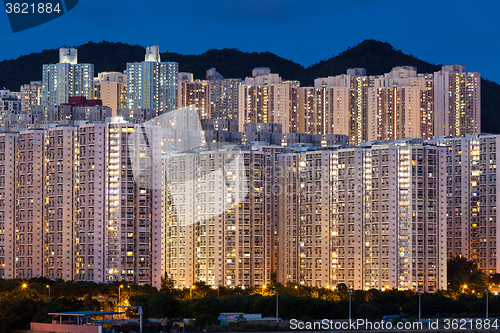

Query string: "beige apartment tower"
[433, 65, 480, 137]
[437, 134, 500, 274]
[0, 133, 18, 279]
[76, 123, 107, 282]
[238, 70, 290, 133]
[277, 150, 331, 287]
[16, 130, 45, 279]
[163, 146, 280, 288]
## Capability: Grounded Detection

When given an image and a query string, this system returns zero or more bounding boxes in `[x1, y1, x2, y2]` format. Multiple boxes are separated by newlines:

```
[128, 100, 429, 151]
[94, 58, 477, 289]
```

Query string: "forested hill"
[0, 40, 499, 133]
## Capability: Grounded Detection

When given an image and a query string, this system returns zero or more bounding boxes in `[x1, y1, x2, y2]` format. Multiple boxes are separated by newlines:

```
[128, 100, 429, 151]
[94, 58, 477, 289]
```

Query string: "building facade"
[94, 72, 127, 116]
[276, 142, 448, 292]
[434, 65, 481, 137]
[437, 134, 500, 275]
[42, 48, 94, 106]
[126, 46, 178, 114]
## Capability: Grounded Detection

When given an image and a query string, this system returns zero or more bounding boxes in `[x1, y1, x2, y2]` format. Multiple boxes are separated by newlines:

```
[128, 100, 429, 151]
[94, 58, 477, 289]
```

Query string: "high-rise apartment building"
[361, 143, 447, 292]
[277, 142, 447, 292]
[19, 81, 43, 113]
[105, 122, 162, 286]
[434, 65, 481, 137]
[177, 73, 211, 119]
[0, 89, 21, 131]
[16, 130, 45, 280]
[296, 69, 369, 144]
[163, 146, 281, 288]
[313, 79, 351, 136]
[94, 72, 127, 116]
[295, 65, 478, 145]
[0, 121, 163, 287]
[436, 134, 500, 275]
[207, 68, 241, 120]
[367, 85, 421, 141]
[42, 48, 94, 105]
[126, 46, 178, 115]
[277, 150, 331, 287]
[45, 127, 77, 281]
[0, 133, 17, 279]
[76, 123, 107, 283]
[285, 81, 300, 133]
[238, 69, 290, 133]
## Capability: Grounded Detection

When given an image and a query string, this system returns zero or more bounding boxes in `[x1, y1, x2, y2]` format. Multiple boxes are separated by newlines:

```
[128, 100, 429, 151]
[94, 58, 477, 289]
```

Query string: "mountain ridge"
[0, 39, 498, 133]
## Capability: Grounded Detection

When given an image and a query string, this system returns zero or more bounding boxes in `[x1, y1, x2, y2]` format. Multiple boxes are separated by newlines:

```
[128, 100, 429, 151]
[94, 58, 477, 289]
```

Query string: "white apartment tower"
[313, 79, 351, 136]
[42, 48, 94, 105]
[126, 46, 178, 115]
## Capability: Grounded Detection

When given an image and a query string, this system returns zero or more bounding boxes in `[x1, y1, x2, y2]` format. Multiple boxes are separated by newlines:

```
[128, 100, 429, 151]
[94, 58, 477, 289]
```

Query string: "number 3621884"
[5, 3, 61, 14]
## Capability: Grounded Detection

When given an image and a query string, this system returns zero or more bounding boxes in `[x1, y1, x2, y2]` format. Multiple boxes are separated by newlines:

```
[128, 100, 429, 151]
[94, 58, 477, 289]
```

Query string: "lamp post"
[274, 289, 279, 322]
[21, 283, 28, 290]
[119, 285, 123, 304]
[190, 285, 195, 299]
[348, 289, 353, 323]
[418, 291, 421, 322]
[46, 285, 51, 299]
[486, 289, 489, 319]
[295, 285, 299, 297]
[128, 285, 131, 299]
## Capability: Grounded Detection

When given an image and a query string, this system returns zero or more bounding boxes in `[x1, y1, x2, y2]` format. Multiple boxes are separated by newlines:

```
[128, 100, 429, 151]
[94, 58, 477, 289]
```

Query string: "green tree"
[356, 302, 382, 319]
[194, 314, 220, 329]
[161, 275, 176, 294]
[447, 256, 486, 292]
[0, 293, 39, 333]
[489, 273, 500, 286]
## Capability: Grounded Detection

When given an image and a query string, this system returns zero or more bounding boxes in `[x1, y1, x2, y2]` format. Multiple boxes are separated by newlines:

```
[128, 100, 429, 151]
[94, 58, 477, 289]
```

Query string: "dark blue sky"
[1, 0, 499, 82]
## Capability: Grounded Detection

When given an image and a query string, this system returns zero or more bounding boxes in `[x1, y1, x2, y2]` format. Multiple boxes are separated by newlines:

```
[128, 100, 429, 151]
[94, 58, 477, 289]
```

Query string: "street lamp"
[295, 285, 299, 297]
[348, 289, 353, 323]
[486, 289, 489, 319]
[190, 285, 195, 298]
[119, 285, 124, 304]
[418, 291, 421, 322]
[274, 289, 279, 322]
[128, 285, 131, 299]
[46, 285, 51, 299]
[21, 282, 28, 290]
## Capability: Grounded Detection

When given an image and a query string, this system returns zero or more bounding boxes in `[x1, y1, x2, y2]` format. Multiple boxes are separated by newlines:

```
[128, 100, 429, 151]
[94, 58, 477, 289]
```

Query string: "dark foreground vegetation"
[0, 256, 498, 332]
